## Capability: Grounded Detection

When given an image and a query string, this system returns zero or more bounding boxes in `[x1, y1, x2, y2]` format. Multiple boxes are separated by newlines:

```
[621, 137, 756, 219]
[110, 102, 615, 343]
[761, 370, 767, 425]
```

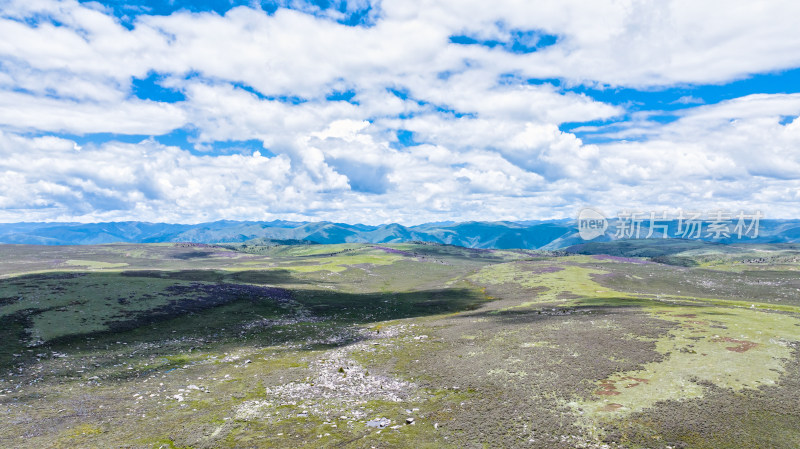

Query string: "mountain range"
[2, 218, 800, 249]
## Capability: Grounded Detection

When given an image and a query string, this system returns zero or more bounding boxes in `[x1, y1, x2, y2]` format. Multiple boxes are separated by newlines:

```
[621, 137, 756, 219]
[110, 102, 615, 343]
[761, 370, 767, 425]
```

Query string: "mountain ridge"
[2, 219, 800, 249]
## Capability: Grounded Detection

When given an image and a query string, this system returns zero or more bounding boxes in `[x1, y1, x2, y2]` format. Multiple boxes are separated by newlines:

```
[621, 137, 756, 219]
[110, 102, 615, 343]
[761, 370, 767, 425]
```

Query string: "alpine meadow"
[2, 1, 800, 448]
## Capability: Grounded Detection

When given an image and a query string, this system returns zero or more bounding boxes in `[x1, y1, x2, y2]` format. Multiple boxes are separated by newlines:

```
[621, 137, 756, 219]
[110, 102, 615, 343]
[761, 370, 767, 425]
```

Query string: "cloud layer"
[1, 0, 799, 223]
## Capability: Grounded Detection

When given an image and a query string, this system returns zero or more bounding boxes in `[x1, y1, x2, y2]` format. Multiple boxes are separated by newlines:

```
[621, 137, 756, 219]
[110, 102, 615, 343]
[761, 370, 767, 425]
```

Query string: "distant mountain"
[2, 218, 800, 249]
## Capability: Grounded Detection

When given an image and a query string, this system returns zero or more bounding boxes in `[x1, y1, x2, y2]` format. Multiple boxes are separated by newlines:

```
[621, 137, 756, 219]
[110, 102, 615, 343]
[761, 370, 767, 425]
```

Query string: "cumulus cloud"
[0, 90, 188, 134]
[1, 0, 800, 222]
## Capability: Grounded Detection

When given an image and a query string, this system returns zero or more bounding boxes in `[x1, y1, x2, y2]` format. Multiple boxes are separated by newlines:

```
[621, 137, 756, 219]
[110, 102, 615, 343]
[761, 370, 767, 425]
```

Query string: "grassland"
[0, 241, 799, 448]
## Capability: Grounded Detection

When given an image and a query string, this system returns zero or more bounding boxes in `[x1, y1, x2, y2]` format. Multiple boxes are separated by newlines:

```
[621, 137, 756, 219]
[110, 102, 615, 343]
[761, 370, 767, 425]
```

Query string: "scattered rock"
[405, 417, 415, 425]
[367, 417, 391, 429]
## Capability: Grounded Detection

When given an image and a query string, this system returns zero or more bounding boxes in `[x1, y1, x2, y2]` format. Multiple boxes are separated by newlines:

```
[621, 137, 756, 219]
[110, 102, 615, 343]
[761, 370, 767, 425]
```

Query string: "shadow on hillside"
[0, 270, 485, 371]
[456, 301, 649, 326]
[453, 295, 734, 328]
[171, 251, 215, 260]
[119, 268, 315, 285]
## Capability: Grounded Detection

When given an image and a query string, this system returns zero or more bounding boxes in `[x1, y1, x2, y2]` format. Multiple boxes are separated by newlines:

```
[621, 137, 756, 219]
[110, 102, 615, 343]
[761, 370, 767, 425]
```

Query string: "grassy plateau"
[1, 240, 799, 448]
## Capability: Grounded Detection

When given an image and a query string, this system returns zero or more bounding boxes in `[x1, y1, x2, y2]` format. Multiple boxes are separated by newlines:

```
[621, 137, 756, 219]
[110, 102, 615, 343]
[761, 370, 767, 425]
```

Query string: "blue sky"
[92, 0, 380, 28]
[1, 0, 800, 223]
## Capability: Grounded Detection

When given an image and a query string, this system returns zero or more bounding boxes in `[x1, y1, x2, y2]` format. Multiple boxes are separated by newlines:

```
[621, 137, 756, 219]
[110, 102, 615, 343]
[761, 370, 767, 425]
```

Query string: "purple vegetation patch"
[101, 283, 295, 334]
[165, 283, 295, 304]
[372, 246, 416, 257]
[174, 242, 214, 248]
[215, 251, 242, 258]
[592, 255, 651, 264]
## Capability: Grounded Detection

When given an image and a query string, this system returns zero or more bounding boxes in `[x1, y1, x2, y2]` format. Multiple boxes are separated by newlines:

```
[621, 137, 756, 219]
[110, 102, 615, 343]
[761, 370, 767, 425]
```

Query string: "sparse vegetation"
[1, 241, 799, 448]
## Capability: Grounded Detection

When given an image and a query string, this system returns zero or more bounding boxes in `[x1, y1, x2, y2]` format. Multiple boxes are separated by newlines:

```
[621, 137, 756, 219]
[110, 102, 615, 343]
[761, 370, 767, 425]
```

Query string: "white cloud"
[1, 0, 800, 222]
[580, 94, 800, 217]
[0, 90, 187, 134]
[672, 95, 704, 105]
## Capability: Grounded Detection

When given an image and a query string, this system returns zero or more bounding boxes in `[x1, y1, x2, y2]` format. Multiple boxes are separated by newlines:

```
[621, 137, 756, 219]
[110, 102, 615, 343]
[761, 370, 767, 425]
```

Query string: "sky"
[1, 0, 799, 224]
